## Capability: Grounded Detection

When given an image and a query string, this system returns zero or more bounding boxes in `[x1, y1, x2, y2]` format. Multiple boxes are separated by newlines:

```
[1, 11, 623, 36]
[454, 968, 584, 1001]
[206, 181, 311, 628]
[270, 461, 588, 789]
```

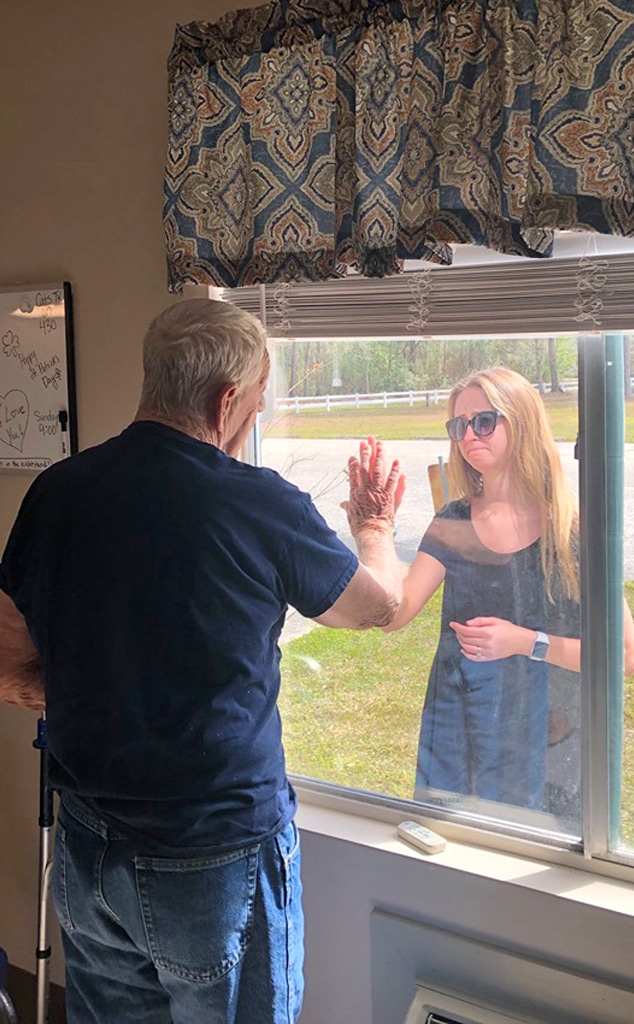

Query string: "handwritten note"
[0, 390, 29, 451]
[0, 283, 74, 472]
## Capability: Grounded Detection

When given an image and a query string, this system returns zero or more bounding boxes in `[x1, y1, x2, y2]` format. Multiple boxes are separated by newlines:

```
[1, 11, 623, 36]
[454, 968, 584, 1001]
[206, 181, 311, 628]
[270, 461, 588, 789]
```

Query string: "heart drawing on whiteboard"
[0, 390, 29, 452]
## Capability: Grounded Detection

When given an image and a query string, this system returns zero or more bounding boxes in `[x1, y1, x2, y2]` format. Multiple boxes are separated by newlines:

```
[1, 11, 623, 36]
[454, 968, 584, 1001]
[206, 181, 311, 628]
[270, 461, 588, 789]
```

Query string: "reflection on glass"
[263, 337, 588, 838]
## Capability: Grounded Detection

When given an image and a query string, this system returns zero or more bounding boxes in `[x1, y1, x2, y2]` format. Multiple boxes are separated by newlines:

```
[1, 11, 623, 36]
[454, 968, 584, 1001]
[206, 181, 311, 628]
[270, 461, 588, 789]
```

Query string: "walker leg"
[0, 949, 17, 1024]
[33, 717, 54, 1024]
[35, 827, 53, 1024]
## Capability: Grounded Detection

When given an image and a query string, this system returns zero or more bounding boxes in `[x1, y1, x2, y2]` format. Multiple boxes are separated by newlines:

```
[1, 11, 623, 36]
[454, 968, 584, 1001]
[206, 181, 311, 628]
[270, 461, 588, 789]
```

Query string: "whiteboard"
[0, 282, 77, 472]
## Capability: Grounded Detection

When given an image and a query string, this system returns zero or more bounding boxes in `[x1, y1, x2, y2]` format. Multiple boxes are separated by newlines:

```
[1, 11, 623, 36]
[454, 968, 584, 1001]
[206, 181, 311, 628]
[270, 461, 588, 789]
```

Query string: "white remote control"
[397, 820, 446, 855]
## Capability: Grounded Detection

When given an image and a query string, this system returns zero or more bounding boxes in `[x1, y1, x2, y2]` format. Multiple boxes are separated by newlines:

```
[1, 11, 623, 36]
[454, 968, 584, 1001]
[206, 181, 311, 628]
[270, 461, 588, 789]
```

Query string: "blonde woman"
[350, 368, 634, 814]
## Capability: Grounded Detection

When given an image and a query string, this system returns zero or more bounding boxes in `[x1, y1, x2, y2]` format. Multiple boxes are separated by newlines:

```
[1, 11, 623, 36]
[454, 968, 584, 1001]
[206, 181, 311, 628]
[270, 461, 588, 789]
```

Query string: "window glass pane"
[261, 336, 584, 839]
[614, 333, 634, 853]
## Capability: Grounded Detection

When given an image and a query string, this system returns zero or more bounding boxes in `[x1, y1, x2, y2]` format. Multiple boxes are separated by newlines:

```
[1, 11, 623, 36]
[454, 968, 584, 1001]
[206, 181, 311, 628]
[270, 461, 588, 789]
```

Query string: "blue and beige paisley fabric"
[163, 0, 634, 290]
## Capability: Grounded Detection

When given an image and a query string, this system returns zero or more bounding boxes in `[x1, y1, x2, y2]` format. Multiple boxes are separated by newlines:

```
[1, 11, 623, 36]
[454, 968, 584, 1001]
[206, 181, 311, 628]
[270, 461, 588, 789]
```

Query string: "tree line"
[278, 336, 580, 398]
[277, 334, 634, 399]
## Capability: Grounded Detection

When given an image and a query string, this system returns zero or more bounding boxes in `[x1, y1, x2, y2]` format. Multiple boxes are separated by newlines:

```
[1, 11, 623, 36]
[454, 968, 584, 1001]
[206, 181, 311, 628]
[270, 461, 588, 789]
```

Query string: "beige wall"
[0, 0, 260, 983]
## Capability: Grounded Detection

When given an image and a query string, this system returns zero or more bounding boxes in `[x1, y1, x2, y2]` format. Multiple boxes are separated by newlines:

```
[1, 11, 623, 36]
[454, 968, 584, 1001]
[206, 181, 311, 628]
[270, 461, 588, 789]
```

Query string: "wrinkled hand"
[450, 617, 529, 662]
[340, 436, 406, 535]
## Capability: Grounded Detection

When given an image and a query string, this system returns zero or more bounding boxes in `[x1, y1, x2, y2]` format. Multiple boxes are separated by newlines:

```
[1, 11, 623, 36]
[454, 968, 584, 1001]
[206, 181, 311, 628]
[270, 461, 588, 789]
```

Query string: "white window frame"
[221, 247, 634, 879]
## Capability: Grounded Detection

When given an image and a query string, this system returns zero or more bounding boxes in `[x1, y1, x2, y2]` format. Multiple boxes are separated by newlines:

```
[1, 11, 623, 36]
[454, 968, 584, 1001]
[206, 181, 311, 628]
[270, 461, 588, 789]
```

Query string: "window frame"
[228, 270, 634, 876]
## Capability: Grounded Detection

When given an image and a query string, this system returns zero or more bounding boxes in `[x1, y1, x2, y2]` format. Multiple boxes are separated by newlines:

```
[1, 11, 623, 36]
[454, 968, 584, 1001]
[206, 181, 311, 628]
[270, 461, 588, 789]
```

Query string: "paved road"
[262, 437, 634, 640]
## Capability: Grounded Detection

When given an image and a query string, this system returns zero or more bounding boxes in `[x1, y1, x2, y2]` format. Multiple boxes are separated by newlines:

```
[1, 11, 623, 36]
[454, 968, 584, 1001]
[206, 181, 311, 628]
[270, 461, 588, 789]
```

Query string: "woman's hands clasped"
[450, 617, 534, 662]
[341, 435, 406, 536]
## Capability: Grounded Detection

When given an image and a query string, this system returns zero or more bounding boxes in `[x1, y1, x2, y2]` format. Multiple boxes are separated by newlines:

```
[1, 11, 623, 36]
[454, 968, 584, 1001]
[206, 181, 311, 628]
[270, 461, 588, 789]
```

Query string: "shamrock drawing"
[2, 330, 20, 357]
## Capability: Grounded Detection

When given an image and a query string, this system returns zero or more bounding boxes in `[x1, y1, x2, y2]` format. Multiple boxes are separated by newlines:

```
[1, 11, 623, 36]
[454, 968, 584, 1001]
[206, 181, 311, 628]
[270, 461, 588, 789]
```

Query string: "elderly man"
[0, 298, 402, 1024]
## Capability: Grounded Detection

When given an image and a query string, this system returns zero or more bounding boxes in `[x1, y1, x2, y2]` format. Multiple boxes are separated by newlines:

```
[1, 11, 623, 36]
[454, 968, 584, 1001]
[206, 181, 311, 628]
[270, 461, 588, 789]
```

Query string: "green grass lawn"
[265, 394, 634, 443]
[279, 596, 440, 797]
[279, 587, 634, 844]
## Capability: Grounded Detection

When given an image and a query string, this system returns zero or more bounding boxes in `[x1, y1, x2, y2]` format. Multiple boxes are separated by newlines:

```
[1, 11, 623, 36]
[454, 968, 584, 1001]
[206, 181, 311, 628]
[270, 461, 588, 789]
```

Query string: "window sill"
[295, 783, 634, 919]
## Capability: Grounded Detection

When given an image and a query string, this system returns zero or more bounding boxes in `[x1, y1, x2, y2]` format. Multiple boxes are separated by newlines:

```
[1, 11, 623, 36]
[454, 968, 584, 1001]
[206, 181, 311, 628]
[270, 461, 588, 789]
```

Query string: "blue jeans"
[53, 794, 304, 1024]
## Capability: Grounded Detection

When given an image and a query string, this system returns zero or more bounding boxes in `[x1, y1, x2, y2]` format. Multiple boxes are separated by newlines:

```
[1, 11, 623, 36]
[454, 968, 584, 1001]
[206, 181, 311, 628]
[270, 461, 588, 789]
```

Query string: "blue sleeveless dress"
[416, 499, 580, 812]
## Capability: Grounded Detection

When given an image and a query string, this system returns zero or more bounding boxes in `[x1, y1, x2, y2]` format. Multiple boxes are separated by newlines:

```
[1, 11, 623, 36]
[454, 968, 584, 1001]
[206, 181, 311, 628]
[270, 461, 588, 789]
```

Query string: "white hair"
[137, 298, 267, 425]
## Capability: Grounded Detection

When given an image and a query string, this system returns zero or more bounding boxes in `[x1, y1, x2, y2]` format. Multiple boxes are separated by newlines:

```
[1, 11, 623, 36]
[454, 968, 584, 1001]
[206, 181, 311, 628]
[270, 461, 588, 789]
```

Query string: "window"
[226, 241, 634, 869]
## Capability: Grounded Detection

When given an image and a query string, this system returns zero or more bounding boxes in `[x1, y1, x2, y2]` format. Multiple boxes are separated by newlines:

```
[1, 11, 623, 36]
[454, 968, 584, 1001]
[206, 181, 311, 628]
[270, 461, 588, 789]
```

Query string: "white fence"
[275, 380, 581, 414]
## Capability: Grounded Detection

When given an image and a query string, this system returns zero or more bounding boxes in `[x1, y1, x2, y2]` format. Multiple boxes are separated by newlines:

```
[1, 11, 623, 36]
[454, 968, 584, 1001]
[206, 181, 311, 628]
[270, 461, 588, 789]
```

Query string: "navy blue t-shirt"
[0, 422, 358, 852]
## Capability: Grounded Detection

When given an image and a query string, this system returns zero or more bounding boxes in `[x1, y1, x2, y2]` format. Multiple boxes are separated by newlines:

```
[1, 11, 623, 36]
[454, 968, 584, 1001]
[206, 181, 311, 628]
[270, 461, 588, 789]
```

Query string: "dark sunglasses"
[445, 410, 504, 442]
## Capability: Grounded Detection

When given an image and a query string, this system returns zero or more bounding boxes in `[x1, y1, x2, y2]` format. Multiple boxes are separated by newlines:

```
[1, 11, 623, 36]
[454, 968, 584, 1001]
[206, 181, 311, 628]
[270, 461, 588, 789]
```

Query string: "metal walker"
[33, 715, 54, 1024]
[0, 716, 53, 1024]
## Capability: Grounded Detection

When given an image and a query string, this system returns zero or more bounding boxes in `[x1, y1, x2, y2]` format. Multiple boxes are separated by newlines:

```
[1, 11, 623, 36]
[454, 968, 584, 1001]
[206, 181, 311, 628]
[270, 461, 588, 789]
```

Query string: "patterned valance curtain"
[164, 0, 634, 291]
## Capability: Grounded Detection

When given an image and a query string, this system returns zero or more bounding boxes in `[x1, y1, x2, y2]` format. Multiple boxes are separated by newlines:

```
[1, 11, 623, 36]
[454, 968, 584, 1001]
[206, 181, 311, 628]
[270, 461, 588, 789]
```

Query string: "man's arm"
[314, 522, 403, 629]
[0, 589, 45, 710]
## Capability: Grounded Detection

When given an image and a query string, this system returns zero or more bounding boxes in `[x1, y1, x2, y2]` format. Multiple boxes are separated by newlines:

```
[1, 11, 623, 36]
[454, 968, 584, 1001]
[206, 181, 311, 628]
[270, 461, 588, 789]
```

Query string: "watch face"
[531, 632, 550, 660]
[531, 640, 549, 660]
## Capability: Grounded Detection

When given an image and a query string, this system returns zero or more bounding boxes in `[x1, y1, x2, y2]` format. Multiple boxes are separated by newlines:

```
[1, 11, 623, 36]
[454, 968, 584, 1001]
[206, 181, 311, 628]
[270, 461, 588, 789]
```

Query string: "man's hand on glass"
[341, 435, 406, 536]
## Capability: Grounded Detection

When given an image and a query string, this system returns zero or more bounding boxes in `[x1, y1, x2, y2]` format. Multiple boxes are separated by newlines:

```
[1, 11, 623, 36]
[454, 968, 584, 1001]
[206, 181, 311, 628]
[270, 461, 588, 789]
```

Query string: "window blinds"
[222, 254, 634, 339]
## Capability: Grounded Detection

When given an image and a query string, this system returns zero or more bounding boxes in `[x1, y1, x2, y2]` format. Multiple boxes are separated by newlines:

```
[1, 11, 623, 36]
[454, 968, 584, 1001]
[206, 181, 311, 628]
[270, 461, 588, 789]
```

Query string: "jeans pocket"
[273, 820, 304, 1014]
[274, 821, 301, 906]
[274, 820, 300, 867]
[52, 819, 75, 934]
[135, 845, 259, 982]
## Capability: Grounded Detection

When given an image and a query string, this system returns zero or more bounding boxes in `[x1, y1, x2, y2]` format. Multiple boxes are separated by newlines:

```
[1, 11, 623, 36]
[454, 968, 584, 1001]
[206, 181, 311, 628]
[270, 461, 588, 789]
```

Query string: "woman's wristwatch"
[529, 630, 550, 661]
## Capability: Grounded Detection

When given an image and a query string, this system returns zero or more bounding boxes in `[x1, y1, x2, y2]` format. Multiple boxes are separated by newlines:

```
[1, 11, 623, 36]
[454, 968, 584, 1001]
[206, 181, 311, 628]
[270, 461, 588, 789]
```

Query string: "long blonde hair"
[447, 366, 579, 602]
